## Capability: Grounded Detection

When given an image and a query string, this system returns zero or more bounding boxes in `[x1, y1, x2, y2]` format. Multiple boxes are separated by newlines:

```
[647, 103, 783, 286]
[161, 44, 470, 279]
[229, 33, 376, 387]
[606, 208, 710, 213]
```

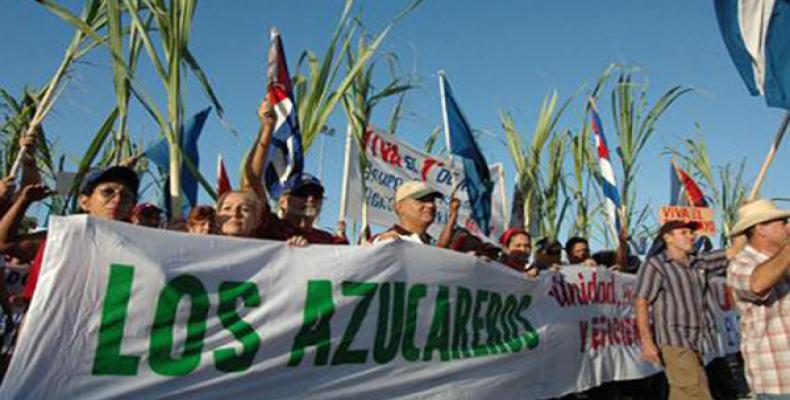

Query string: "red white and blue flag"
[589, 98, 622, 238]
[264, 27, 304, 198]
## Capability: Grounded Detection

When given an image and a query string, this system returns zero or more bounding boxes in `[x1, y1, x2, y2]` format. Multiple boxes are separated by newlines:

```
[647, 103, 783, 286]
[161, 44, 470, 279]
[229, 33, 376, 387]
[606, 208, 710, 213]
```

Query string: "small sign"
[659, 206, 716, 235]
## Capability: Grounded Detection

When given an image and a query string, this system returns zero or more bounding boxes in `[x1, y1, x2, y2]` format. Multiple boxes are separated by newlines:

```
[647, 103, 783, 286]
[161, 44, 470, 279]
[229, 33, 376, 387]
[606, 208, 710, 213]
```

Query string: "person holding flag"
[241, 27, 346, 245]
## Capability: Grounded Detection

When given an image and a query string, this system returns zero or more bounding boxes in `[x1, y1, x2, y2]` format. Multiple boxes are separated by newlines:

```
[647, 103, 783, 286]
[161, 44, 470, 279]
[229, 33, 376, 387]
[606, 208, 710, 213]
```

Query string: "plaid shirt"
[727, 246, 790, 395]
[635, 249, 728, 353]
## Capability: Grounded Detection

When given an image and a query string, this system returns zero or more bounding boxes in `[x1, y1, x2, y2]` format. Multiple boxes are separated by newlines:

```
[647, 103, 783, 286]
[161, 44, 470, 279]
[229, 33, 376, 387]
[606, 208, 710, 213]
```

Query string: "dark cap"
[658, 220, 700, 240]
[132, 202, 161, 216]
[280, 173, 324, 197]
[80, 166, 140, 196]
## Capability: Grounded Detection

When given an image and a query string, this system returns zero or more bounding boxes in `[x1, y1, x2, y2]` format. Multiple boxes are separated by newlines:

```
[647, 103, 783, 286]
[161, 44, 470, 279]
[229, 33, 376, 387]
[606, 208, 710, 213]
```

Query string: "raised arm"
[241, 100, 277, 203]
[748, 242, 790, 298]
[436, 197, 460, 248]
[0, 184, 51, 261]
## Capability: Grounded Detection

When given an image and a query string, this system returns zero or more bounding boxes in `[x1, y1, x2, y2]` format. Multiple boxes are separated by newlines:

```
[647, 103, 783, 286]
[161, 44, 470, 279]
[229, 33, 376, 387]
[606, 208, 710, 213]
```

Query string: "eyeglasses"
[96, 186, 136, 203]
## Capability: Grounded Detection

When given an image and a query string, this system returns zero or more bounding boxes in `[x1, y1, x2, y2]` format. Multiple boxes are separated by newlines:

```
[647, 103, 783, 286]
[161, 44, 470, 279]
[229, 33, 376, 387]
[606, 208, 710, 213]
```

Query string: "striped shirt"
[727, 246, 790, 395]
[635, 249, 728, 353]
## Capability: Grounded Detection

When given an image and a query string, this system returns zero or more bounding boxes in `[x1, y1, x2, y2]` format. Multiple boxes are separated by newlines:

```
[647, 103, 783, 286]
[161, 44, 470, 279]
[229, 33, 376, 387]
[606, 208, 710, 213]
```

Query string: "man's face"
[279, 186, 323, 221]
[663, 227, 696, 253]
[79, 181, 136, 221]
[569, 242, 590, 263]
[395, 195, 437, 228]
[217, 192, 261, 237]
[757, 218, 790, 247]
[507, 233, 532, 255]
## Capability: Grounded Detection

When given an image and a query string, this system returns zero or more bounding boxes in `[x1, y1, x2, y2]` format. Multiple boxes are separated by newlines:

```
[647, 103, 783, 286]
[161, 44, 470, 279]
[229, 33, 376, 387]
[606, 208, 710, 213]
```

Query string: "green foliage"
[294, 0, 422, 152]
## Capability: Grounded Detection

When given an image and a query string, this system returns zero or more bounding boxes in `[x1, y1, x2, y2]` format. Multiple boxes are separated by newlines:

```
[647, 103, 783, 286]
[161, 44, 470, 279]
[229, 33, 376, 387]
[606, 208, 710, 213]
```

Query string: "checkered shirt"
[727, 246, 790, 395]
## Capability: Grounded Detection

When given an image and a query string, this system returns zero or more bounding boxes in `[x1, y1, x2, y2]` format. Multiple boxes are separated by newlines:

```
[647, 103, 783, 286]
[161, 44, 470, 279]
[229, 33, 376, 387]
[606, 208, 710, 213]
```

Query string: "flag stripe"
[589, 100, 621, 237]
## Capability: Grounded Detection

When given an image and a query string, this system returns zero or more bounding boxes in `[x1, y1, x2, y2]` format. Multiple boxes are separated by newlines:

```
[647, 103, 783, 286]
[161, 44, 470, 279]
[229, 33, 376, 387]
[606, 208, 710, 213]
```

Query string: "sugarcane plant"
[293, 0, 422, 152]
[40, 0, 231, 218]
[502, 90, 573, 239]
[606, 67, 693, 236]
[666, 133, 747, 246]
[339, 24, 417, 234]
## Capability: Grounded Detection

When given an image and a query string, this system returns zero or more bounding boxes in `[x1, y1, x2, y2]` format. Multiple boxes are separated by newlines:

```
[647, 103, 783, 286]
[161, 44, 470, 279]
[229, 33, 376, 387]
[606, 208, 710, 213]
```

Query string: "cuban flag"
[264, 27, 304, 198]
[714, 0, 790, 109]
[589, 98, 622, 239]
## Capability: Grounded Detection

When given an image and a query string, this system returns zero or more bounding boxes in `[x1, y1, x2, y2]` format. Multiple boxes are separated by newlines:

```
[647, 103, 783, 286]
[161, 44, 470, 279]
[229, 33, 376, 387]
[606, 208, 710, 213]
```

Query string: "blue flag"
[145, 107, 211, 216]
[440, 73, 494, 236]
[714, 0, 790, 109]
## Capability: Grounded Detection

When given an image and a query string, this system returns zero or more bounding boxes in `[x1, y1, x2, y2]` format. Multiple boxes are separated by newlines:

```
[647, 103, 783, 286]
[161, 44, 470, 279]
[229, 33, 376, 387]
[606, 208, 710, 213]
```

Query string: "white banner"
[345, 129, 507, 240]
[1, 217, 739, 399]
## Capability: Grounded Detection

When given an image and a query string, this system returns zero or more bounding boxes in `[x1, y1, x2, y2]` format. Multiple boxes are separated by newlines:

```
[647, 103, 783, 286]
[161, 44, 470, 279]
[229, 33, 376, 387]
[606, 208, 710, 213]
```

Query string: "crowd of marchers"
[0, 102, 787, 400]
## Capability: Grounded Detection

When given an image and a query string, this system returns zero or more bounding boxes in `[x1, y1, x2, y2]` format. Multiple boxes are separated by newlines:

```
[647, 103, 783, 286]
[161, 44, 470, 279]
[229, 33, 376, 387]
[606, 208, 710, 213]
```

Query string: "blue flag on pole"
[439, 73, 494, 236]
[714, 0, 790, 109]
[145, 107, 211, 216]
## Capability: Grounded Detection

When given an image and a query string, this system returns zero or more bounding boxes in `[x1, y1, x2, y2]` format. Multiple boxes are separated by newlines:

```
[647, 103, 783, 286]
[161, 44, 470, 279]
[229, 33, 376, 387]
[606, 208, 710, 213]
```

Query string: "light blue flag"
[714, 0, 790, 109]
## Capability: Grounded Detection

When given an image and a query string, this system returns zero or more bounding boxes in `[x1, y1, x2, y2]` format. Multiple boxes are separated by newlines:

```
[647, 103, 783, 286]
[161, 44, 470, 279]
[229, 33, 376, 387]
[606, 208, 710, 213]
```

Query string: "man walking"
[635, 220, 741, 399]
[727, 199, 790, 399]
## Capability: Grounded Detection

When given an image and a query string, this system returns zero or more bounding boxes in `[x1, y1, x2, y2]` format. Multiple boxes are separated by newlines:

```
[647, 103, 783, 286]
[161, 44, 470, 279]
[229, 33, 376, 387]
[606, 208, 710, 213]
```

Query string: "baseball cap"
[280, 173, 324, 197]
[658, 220, 700, 240]
[80, 166, 139, 196]
[395, 180, 443, 203]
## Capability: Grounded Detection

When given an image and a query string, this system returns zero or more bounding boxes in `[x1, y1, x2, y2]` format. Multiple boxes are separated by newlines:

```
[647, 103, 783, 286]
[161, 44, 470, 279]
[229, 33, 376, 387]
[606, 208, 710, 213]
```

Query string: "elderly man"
[0, 166, 139, 302]
[727, 199, 790, 398]
[635, 220, 742, 400]
[372, 180, 457, 247]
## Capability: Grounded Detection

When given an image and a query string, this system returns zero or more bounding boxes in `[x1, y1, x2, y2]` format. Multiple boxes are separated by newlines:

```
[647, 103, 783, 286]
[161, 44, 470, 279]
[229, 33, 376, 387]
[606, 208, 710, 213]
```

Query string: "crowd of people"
[0, 102, 787, 400]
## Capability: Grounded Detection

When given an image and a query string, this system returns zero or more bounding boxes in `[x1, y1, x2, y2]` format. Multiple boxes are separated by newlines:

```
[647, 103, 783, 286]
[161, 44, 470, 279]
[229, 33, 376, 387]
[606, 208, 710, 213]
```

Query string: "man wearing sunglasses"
[262, 172, 348, 245]
[0, 166, 139, 303]
[242, 101, 347, 246]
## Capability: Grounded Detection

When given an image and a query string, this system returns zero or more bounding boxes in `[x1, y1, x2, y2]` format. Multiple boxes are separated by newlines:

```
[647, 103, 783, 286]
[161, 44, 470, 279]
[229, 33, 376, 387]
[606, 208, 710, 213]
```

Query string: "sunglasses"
[96, 186, 136, 203]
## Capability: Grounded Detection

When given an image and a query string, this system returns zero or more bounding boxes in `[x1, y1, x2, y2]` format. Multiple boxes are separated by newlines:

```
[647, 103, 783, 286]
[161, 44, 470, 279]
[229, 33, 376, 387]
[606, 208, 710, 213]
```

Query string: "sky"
[1, 1, 788, 247]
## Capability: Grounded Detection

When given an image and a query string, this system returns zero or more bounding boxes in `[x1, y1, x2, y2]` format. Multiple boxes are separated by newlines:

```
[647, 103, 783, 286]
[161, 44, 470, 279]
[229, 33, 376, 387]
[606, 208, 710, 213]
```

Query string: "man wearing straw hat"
[727, 199, 790, 398]
[635, 220, 742, 400]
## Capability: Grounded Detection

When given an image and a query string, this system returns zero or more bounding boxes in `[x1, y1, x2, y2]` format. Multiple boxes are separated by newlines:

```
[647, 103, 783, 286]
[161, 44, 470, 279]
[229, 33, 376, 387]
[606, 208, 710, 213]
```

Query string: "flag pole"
[498, 164, 508, 232]
[338, 123, 354, 223]
[438, 71, 456, 191]
[748, 111, 790, 201]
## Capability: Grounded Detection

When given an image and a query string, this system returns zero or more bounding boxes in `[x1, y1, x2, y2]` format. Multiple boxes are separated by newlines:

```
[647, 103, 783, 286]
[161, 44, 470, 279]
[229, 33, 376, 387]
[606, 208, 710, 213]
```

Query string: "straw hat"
[730, 199, 790, 236]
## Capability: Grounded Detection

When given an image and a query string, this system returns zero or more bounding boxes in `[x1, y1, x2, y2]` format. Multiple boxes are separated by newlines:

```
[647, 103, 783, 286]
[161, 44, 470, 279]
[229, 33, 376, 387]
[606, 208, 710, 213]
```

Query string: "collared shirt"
[635, 249, 728, 352]
[371, 224, 434, 245]
[727, 245, 790, 394]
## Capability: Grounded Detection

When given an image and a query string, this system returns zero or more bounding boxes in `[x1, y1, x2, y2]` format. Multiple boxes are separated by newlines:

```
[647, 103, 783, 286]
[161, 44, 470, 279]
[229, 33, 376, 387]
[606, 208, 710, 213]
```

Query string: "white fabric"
[346, 129, 506, 240]
[738, 0, 776, 93]
[0, 216, 740, 399]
